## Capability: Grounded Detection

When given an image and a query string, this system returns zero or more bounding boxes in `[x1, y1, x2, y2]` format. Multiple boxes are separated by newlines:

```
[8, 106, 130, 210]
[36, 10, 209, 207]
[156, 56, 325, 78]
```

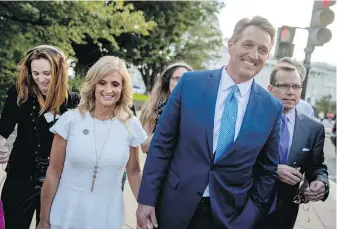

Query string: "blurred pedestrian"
[37, 56, 147, 229]
[0, 45, 80, 229]
[139, 61, 192, 153]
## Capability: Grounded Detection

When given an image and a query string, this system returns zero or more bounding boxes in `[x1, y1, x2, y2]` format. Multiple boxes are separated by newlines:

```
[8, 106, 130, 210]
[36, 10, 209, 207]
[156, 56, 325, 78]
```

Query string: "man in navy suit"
[136, 16, 283, 229]
[255, 59, 329, 229]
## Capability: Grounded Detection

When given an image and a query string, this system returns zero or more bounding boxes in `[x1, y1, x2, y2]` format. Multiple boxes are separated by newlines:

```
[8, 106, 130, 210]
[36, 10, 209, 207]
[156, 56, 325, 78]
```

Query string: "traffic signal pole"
[301, 46, 315, 99]
[300, 1, 335, 99]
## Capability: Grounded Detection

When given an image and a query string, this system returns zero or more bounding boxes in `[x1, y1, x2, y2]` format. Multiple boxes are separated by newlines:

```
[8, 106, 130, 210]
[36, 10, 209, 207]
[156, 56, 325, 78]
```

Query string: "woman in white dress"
[37, 56, 147, 229]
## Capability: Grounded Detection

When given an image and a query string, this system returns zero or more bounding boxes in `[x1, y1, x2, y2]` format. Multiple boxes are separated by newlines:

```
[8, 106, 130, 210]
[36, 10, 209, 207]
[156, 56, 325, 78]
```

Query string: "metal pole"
[301, 46, 315, 100]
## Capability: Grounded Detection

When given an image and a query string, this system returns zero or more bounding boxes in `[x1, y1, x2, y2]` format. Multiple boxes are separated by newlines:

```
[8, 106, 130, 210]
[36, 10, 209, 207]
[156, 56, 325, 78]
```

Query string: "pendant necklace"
[91, 114, 113, 192]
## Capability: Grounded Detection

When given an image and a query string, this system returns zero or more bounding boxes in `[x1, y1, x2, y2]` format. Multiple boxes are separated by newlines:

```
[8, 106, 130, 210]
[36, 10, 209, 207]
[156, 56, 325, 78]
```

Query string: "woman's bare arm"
[126, 146, 142, 199]
[39, 134, 67, 225]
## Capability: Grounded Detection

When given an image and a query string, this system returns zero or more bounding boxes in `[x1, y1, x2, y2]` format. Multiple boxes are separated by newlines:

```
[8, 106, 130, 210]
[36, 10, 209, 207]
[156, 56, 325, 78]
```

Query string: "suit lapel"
[235, 81, 261, 137]
[286, 111, 306, 165]
[215, 80, 261, 163]
[205, 68, 222, 161]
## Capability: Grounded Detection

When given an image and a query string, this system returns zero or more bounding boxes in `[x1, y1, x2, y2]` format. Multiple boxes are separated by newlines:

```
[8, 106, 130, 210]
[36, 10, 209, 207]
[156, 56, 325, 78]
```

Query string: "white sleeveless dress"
[49, 110, 147, 229]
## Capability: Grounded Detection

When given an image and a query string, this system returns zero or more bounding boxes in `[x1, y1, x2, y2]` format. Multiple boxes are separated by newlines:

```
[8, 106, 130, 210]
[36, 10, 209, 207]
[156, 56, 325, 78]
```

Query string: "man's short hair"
[230, 16, 276, 45]
[277, 57, 306, 80]
[270, 65, 299, 85]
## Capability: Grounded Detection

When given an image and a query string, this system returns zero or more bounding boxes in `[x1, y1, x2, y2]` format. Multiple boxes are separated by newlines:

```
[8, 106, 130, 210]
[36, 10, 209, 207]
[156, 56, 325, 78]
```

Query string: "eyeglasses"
[273, 84, 303, 90]
[170, 76, 181, 82]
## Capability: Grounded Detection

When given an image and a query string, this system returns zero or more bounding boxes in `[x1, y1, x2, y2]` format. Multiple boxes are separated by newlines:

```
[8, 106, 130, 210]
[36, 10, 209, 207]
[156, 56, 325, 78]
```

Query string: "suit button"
[33, 106, 36, 110]
[35, 151, 38, 155]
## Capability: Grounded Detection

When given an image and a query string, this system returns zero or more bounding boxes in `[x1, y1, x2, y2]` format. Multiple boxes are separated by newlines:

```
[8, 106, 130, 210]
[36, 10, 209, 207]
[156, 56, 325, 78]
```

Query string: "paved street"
[325, 135, 336, 182]
[0, 131, 335, 229]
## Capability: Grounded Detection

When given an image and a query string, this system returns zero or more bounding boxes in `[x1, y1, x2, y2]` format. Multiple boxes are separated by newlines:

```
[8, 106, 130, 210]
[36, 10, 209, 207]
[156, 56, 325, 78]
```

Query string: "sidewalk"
[122, 153, 336, 229]
[294, 180, 336, 229]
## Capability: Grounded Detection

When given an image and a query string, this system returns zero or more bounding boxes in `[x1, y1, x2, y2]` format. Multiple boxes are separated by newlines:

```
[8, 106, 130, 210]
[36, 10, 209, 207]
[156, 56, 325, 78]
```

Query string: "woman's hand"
[36, 220, 50, 229]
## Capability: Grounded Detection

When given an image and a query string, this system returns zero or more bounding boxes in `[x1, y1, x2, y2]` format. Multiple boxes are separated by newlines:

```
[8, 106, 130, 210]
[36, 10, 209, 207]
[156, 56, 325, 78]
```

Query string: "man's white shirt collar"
[221, 67, 253, 97]
[285, 107, 296, 125]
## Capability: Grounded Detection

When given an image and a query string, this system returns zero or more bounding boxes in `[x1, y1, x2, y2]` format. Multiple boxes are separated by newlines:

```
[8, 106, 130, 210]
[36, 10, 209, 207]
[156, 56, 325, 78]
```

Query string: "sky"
[218, 0, 337, 65]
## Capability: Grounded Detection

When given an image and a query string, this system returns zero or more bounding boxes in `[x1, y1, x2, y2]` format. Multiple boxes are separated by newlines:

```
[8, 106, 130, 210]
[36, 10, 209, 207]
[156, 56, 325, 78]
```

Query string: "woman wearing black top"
[139, 61, 192, 153]
[0, 45, 80, 229]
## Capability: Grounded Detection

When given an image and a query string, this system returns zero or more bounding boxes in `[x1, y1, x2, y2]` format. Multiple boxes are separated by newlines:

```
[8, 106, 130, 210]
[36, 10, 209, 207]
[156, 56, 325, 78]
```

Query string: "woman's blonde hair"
[16, 45, 68, 114]
[139, 61, 192, 128]
[78, 56, 133, 121]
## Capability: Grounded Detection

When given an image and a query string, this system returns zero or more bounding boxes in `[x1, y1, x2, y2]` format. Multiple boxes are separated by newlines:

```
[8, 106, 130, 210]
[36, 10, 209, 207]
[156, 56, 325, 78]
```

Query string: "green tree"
[315, 95, 336, 116]
[113, 1, 224, 91]
[173, 11, 223, 70]
[0, 1, 155, 110]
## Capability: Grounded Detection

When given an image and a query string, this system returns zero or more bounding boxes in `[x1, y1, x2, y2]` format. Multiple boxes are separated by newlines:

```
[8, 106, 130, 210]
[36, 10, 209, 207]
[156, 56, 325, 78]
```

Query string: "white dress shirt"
[203, 67, 253, 197]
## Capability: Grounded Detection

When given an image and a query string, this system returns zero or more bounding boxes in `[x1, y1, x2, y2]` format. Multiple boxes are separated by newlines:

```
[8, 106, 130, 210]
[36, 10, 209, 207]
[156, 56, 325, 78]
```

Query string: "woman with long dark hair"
[0, 45, 80, 228]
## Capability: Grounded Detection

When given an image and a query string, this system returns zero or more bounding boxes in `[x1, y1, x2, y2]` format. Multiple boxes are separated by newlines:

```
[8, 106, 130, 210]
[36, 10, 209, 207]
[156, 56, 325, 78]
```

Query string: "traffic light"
[274, 26, 296, 59]
[307, 0, 336, 46]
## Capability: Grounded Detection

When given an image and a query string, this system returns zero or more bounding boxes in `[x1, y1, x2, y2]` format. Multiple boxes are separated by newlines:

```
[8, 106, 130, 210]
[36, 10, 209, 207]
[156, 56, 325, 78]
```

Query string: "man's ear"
[267, 84, 273, 93]
[227, 39, 234, 55]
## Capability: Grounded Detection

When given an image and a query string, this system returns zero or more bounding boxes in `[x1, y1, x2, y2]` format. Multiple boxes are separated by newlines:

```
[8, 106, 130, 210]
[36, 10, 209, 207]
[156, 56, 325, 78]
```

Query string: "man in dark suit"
[136, 16, 283, 229]
[256, 61, 329, 229]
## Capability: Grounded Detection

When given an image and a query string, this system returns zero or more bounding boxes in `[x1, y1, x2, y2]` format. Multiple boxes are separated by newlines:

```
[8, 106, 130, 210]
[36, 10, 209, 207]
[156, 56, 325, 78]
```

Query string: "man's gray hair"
[277, 57, 306, 80]
[231, 16, 276, 45]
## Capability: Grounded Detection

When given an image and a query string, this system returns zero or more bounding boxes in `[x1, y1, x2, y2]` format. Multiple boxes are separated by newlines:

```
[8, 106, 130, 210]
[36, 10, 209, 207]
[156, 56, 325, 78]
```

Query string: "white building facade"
[255, 60, 336, 105]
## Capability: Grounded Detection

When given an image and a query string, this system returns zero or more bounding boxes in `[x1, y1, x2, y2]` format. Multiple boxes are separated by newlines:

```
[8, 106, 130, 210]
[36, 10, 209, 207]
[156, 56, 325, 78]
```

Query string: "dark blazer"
[259, 111, 329, 229]
[0, 86, 80, 225]
[0, 86, 80, 178]
[285, 112, 328, 190]
[137, 68, 283, 229]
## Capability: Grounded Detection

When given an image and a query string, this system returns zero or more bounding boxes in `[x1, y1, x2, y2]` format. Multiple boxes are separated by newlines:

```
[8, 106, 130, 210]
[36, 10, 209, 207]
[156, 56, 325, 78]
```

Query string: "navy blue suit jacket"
[138, 68, 283, 229]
